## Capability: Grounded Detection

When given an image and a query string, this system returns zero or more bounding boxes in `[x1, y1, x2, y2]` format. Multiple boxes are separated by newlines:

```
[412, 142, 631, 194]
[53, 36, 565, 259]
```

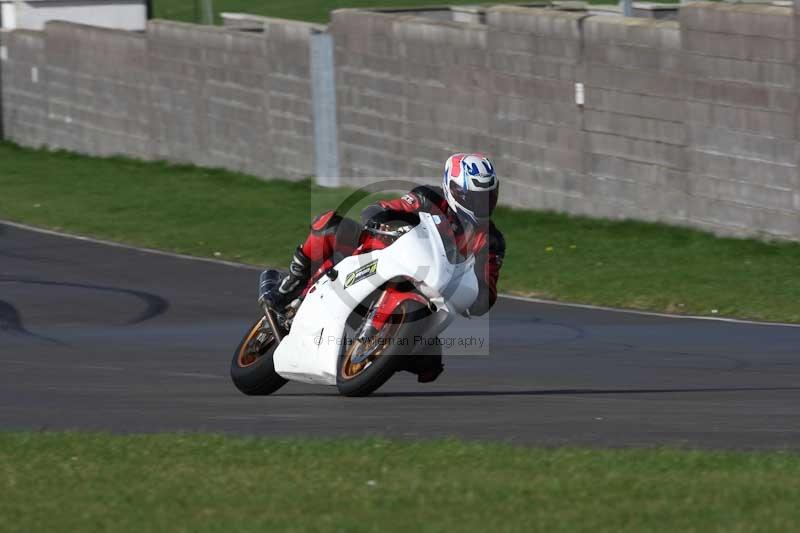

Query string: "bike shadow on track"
[273, 386, 800, 398]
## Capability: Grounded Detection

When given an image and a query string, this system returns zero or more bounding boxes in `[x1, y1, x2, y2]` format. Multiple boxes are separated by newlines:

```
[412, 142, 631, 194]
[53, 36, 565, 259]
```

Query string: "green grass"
[1, 141, 799, 323]
[153, 0, 629, 25]
[1, 432, 800, 532]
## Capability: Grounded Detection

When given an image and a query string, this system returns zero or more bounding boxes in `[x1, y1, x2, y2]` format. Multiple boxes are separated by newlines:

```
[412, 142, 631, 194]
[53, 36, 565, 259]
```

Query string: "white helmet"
[442, 153, 499, 224]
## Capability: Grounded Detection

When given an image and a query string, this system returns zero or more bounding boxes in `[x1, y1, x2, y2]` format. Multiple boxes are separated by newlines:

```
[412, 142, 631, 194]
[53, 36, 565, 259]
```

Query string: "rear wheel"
[336, 300, 430, 397]
[230, 317, 288, 396]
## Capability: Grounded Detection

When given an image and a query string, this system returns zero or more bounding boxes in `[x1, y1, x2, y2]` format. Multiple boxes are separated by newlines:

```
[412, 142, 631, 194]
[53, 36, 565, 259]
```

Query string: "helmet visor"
[449, 182, 499, 220]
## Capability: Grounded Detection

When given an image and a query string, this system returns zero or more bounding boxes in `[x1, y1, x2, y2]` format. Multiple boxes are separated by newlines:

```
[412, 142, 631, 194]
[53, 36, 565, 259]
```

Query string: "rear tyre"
[230, 317, 288, 396]
[336, 300, 431, 397]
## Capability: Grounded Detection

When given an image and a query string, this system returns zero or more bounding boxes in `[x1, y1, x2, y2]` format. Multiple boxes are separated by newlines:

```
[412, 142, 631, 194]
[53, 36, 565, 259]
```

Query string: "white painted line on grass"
[4, 219, 799, 329]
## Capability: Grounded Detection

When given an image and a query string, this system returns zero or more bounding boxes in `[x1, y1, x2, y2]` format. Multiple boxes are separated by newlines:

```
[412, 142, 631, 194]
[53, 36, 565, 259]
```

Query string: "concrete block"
[687, 193, 799, 239]
[584, 88, 687, 122]
[491, 73, 574, 102]
[392, 18, 487, 51]
[684, 52, 794, 88]
[489, 32, 580, 61]
[406, 121, 499, 156]
[685, 101, 795, 139]
[339, 90, 405, 118]
[406, 82, 494, 113]
[586, 131, 686, 169]
[584, 16, 680, 49]
[586, 64, 684, 98]
[406, 100, 492, 132]
[336, 52, 411, 79]
[585, 173, 640, 206]
[585, 43, 681, 72]
[686, 79, 796, 112]
[267, 92, 311, 117]
[486, 7, 583, 39]
[690, 174, 795, 212]
[683, 30, 793, 63]
[498, 97, 580, 127]
[336, 69, 408, 99]
[688, 150, 797, 191]
[503, 138, 583, 173]
[331, 9, 394, 46]
[490, 51, 576, 80]
[589, 154, 689, 193]
[206, 82, 265, 111]
[340, 108, 408, 140]
[584, 110, 686, 145]
[680, 3, 793, 40]
[688, 124, 798, 165]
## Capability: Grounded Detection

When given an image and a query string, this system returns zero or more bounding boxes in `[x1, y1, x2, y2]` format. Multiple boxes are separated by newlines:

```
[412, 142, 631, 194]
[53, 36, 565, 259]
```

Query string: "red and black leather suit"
[293, 185, 505, 316]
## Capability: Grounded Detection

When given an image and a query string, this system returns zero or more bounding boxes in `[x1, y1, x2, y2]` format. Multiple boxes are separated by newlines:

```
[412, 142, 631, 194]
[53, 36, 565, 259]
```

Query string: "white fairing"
[272, 213, 479, 384]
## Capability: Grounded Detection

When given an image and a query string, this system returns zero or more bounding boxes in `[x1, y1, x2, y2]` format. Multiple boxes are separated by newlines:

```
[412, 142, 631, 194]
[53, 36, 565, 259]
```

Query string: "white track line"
[501, 294, 800, 329]
[0, 219, 259, 270]
[4, 219, 799, 329]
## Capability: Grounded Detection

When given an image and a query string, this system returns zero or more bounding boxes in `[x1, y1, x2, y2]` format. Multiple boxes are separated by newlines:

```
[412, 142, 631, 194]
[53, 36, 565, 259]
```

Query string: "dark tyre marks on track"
[1, 221, 799, 449]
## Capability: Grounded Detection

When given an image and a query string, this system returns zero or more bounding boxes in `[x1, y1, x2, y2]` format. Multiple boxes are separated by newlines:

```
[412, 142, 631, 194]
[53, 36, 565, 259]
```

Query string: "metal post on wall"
[0, 7, 5, 140]
[198, 0, 213, 25]
[621, 0, 633, 17]
[310, 28, 340, 187]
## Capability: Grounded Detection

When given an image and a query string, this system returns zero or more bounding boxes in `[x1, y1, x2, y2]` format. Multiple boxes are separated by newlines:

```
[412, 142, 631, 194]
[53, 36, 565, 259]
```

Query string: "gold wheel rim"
[236, 318, 273, 368]
[340, 308, 405, 380]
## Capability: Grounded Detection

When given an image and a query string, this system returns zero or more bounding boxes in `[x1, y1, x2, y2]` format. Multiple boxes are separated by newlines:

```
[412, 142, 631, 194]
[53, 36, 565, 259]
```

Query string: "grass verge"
[1, 432, 799, 532]
[1, 141, 799, 323]
[154, 0, 629, 25]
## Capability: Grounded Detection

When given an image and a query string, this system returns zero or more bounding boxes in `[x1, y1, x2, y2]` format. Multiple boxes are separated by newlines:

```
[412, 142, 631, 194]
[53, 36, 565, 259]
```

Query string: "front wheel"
[230, 317, 288, 396]
[336, 300, 430, 397]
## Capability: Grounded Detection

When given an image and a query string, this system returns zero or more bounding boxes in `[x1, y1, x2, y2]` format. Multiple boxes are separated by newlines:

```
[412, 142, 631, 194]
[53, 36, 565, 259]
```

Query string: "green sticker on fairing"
[344, 260, 378, 288]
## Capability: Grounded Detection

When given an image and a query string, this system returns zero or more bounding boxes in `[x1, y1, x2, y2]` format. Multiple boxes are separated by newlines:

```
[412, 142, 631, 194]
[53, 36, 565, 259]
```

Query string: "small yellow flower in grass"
[33, 203, 41, 208]
[711, 309, 719, 314]
[569, 244, 577, 250]
[545, 246, 554, 253]
[213, 252, 222, 257]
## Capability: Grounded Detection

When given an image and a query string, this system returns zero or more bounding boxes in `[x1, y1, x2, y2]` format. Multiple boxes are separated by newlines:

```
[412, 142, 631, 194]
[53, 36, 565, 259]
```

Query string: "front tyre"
[230, 317, 288, 396]
[336, 300, 430, 397]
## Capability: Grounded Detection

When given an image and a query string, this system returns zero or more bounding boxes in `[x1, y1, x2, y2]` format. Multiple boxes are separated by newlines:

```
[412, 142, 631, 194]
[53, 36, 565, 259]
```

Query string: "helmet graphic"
[442, 153, 499, 225]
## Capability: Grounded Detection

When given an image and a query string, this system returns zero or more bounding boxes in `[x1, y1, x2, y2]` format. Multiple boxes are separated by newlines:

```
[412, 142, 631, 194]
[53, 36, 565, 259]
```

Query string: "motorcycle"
[230, 211, 479, 397]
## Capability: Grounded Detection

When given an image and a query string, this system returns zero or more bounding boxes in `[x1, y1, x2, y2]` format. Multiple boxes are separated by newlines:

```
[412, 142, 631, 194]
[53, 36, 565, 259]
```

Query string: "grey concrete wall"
[487, 7, 585, 213]
[681, 3, 799, 239]
[331, 6, 586, 207]
[582, 16, 689, 225]
[332, 3, 800, 240]
[44, 22, 151, 159]
[0, 17, 316, 179]
[1, 4, 799, 240]
[1, 29, 47, 147]
[148, 21, 269, 174]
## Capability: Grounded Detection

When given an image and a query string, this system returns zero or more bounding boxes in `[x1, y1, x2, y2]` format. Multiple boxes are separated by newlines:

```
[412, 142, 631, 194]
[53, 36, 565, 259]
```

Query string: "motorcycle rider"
[267, 153, 505, 381]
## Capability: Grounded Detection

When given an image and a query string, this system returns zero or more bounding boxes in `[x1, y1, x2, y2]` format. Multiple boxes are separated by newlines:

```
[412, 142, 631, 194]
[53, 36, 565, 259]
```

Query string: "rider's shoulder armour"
[310, 210, 342, 235]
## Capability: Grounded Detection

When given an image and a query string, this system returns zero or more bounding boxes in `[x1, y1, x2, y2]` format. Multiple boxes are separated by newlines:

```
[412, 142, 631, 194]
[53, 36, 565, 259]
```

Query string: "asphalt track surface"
[2, 222, 800, 449]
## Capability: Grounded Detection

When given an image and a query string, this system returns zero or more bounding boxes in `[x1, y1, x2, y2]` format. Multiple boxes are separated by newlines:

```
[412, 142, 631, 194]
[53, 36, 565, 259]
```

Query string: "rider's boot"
[402, 352, 444, 383]
[416, 363, 444, 383]
[263, 245, 312, 310]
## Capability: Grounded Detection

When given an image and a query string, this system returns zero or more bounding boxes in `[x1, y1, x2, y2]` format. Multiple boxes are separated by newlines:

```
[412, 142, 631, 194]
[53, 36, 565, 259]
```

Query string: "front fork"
[257, 270, 287, 343]
[356, 285, 430, 341]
